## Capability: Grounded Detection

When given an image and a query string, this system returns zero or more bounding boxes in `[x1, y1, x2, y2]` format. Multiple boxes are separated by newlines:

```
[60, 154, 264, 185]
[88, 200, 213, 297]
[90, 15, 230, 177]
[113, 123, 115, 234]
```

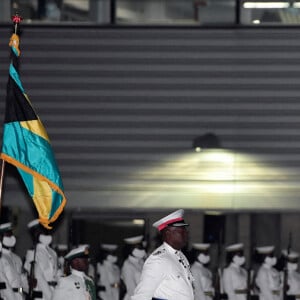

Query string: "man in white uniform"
[24, 219, 44, 299]
[121, 235, 147, 300]
[222, 243, 248, 300]
[131, 209, 194, 300]
[255, 246, 282, 300]
[51, 245, 96, 300]
[97, 244, 120, 300]
[281, 249, 300, 299]
[0, 222, 24, 300]
[25, 219, 58, 300]
[191, 243, 214, 300]
[0, 240, 19, 300]
[33, 220, 58, 300]
[55, 244, 69, 277]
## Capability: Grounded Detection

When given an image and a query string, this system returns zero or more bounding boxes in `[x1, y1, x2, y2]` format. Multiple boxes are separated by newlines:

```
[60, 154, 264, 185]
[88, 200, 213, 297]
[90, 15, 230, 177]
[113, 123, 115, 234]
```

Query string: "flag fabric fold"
[0, 33, 67, 229]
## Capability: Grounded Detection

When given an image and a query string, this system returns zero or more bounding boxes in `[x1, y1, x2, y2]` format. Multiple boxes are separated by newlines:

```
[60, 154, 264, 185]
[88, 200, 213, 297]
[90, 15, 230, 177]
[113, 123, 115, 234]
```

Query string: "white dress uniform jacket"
[191, 261, 214, 300]
[222, 262, 247, 300]
[1, 248, 23, 300]
[255, 263, 281, 300]
[35, 243, 58, 300]
[131, 242, 194, 300]
[97, 259, 120, 300]
[287, 268, 300, 296]
[0, 254, 19, 300]
[51, 268, 94, 300]
[121, 255, 144, 300]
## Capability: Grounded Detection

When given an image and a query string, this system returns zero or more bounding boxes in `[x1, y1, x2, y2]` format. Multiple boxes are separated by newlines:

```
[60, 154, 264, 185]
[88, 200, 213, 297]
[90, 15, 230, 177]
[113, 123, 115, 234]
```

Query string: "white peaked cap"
[282, 249, 299, 259]
[57, 244, 68, 251]
[101, 244, 118, 251]
[27, 219, 40, 229]
[152, 209, 189, 231]
[0, 222, 13, 233]
[65, 245, 89, 261]
[124, 235, 144, 245]
[192, 243, 210, 250]
[256, 245, 275, 254]
[226, 243, 244, 252]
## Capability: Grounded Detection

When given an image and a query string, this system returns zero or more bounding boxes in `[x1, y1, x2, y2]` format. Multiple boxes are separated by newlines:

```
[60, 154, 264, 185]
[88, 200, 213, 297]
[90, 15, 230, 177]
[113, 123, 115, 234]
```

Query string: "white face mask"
[265, 256, 277, 266]
[107, 254, 118, 264]
[198, 253, 210, 264]
[132, 248, 146, 259]
[287, 262, 298, 271]
[2, 236, 16, 248]
[233, 255, 246, 266]
[39, 234, 52, 246]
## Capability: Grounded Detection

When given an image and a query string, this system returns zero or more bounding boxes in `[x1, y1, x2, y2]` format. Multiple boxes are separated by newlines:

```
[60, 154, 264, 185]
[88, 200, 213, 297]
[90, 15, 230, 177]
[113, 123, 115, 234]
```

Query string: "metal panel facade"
[0, 27, 300, 211]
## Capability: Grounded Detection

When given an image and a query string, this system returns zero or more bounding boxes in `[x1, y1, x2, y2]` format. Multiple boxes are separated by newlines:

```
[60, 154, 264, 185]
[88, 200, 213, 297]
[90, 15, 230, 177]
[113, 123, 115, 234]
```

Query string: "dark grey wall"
[0, 26, 300, 211]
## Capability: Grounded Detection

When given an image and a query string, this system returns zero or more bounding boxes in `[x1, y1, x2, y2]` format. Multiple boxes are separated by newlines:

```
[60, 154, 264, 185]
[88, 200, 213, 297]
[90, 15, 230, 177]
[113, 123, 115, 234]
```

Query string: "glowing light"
[243, 2, 290, 8]
[133, 219, 145, 225]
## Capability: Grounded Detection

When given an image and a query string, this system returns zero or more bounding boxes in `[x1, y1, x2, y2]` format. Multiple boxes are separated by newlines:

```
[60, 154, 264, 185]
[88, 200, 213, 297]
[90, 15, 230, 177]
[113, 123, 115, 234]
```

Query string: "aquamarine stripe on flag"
[2, 122, 63, 188]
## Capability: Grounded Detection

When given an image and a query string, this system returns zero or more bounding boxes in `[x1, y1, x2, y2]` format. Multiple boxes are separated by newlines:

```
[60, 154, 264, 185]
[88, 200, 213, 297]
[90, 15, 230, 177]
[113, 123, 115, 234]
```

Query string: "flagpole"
[0, 14, 23, 216]
[0, 160, 5, 214]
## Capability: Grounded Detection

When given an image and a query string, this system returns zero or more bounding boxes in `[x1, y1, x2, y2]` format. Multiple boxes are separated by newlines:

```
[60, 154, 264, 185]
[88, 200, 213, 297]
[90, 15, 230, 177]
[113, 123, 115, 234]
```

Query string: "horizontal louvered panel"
[1, 27, 300, 210]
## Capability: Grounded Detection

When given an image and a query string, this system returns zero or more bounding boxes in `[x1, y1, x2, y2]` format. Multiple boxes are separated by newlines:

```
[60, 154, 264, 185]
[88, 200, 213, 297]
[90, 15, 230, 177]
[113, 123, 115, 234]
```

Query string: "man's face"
[165, 226, 188, 250]
[71, 257, 89, 273]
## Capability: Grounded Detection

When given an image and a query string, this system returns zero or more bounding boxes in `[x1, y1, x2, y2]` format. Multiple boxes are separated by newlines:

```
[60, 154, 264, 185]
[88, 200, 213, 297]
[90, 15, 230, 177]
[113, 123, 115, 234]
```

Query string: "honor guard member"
[97, 244, 121, 300]
[24, 219, 44, 299]
[255, 246, 282, 300]
[131, 209, 194, 300]
[51, 245, 96, 300]
[191, 243, 214, 300]
[222, 243, 248, 300]
[0, 240, 19, 300]
[25, 219, 58, 300]
[34, 220, 58, 300]
[282, 250, 300, 299]
[121, 235, 147, 300]
[55, 244, 69, 277]
[0, 222, 24, 300]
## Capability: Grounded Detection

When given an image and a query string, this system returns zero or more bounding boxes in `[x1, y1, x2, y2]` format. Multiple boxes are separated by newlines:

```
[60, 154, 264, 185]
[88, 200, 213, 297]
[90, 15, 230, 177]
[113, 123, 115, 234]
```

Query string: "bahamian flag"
[0, 33, 67, 229]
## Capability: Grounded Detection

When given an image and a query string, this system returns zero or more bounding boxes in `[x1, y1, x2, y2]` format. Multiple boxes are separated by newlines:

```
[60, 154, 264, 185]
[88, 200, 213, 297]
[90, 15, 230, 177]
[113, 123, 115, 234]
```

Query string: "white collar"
[163, 242, 179, 255]
[71, 267, 85, 279]
[230, 262, 241, 268]
[1, 247, 11, 255]
[262, 262, 272, 269]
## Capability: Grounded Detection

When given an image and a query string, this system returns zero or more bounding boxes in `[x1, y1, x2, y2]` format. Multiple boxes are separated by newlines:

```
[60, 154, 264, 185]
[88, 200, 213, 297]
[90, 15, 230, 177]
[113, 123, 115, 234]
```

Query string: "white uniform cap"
[27, 219, 40, 229]
[152, 209, 189, 231]
[256, 246, 275, 254]
[101, 244, 118, 251]
[282, 249, 299, 260]
[124, 235, 144, 245]
[0, 222, 13, 233]
[226, 243, 244, 252]
[192, 243, 210, 250]
[65, 245, 89, 261]
[56, 244, 68, 251]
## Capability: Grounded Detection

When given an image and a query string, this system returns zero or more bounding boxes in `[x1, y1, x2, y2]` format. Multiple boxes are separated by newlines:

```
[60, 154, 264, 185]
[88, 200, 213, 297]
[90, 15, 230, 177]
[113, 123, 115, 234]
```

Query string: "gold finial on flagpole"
[11, 13, 23, 34]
